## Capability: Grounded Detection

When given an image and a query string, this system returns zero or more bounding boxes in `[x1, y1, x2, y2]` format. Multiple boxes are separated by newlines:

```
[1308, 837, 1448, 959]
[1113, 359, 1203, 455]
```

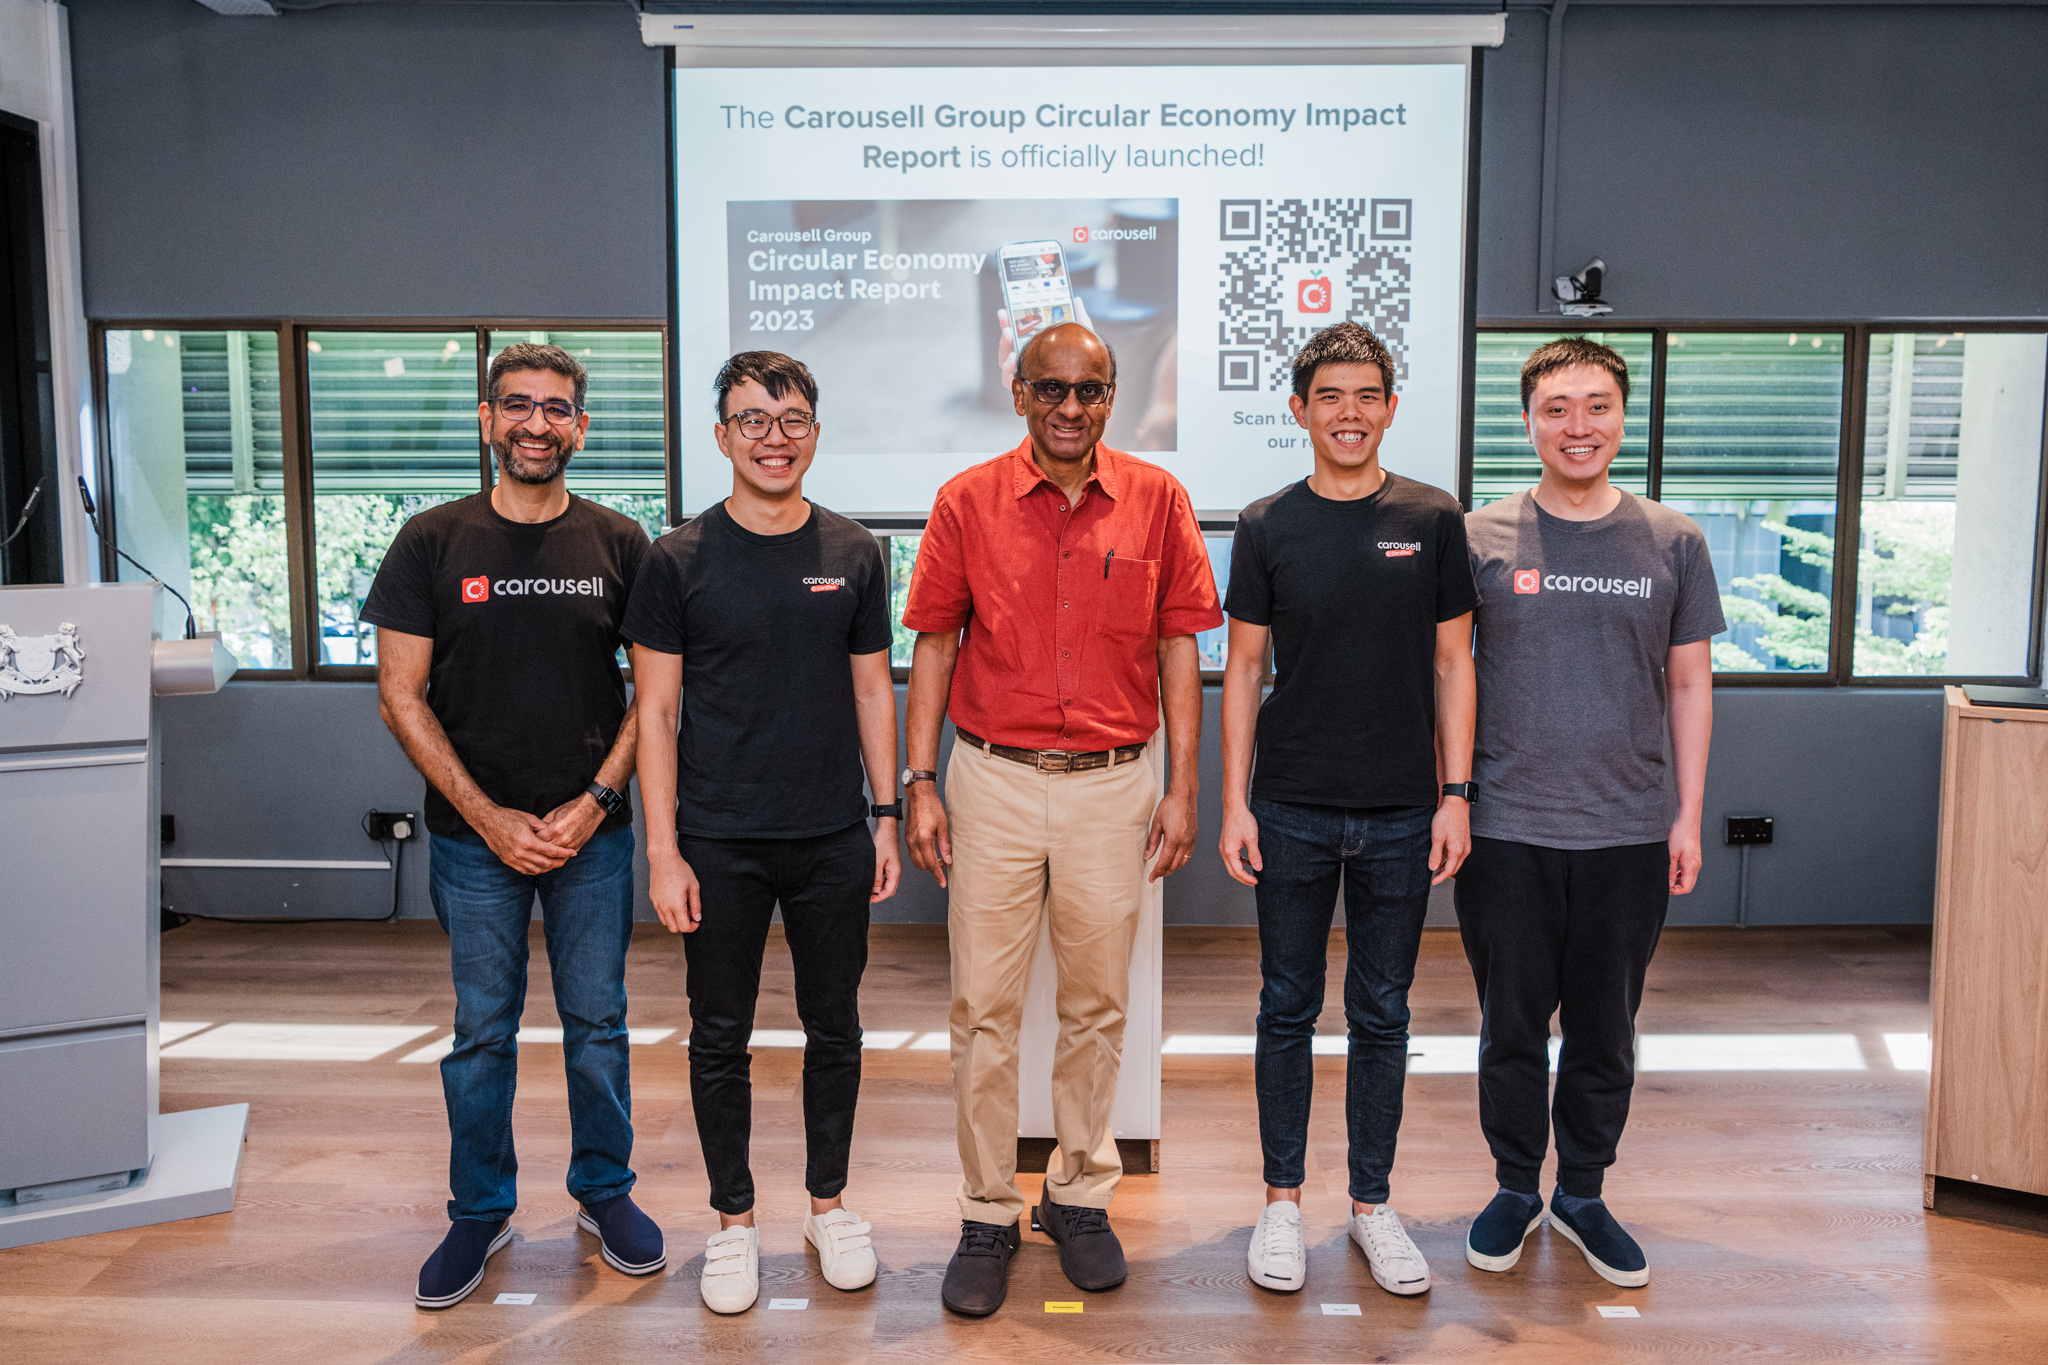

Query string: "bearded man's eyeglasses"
[1021, 379, 1112, 406]
[493, 395, 583, 426]
[724, 410, 816, 440]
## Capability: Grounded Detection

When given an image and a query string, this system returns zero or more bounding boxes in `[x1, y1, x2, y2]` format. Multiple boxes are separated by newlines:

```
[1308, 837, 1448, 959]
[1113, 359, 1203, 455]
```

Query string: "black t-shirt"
[360, 492, 650, 839]
[1226, 473, 1479, 809]
[619, 500, 891, 841]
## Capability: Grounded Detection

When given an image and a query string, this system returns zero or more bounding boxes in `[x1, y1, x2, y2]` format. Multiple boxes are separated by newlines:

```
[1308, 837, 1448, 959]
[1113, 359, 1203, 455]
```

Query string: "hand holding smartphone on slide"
[996, 239, 1095, 387]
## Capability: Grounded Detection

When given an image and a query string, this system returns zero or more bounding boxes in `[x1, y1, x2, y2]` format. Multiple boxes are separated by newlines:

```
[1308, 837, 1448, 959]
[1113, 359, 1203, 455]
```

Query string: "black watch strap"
[871, 802, 903, 819]
[586, 781, 625, 816]
[1442, 782, 1476, 803]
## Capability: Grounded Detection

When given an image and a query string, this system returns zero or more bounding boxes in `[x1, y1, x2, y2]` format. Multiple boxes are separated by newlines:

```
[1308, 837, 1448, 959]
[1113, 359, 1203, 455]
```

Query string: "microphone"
[76, 477, 198, 640]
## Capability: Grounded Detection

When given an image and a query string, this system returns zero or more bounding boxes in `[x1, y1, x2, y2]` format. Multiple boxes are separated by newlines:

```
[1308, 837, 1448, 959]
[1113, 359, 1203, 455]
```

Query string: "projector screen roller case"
[673, 61, 1472, 516]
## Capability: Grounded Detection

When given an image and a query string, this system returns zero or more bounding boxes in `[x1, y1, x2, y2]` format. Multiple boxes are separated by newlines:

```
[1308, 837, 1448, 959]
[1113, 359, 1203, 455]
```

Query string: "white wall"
[0, 0, 91, 585]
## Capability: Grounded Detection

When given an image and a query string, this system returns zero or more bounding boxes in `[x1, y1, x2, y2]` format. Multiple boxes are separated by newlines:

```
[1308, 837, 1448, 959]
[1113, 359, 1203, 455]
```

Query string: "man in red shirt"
[903, 322, 1221, 1317]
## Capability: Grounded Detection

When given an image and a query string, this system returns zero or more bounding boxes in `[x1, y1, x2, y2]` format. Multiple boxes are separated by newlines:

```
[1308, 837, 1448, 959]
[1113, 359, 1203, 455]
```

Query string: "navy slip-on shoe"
[577, 1194, 667, 1275]
[1466, 1189, 1546, 1272]
[416, 1218, 513, 1309]
[1548, 1193, 1650, 1288]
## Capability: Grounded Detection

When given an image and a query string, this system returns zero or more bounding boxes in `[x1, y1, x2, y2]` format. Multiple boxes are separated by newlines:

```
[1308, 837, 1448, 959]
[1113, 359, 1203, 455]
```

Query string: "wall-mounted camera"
[1553, 257, 1613, 318]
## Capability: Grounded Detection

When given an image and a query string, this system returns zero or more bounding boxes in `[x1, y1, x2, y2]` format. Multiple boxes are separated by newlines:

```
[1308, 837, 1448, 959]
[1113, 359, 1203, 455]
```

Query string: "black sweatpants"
[677, 821, 874, 1215]
[1453, 836, 1669, 1198]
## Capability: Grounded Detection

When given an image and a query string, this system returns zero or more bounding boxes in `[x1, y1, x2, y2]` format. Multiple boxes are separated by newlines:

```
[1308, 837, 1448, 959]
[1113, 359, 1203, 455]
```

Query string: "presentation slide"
[672, 61, 1470, 516]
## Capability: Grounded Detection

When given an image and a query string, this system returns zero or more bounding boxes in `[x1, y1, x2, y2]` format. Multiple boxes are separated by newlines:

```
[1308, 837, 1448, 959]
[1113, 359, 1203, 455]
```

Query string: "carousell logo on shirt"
[462, 576, 605, 601]
[1517, 569, 1654, 599]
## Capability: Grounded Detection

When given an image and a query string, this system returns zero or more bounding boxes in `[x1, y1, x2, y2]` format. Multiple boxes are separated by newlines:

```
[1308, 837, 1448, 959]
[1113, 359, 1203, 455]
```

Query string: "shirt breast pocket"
[1099, 556, 1160, 638]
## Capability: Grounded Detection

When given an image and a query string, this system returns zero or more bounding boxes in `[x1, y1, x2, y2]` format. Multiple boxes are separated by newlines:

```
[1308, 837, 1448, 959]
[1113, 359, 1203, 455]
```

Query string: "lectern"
[1923, 686, 2048, 1209]
[0, 583, 248, 1248]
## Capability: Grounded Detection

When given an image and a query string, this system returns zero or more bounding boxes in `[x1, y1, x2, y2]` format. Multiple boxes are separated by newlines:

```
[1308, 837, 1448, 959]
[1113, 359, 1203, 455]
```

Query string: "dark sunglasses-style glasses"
[1021, 378, 1113, 407]
[724, 410, 817, 440]
[492, 395, 584, 426]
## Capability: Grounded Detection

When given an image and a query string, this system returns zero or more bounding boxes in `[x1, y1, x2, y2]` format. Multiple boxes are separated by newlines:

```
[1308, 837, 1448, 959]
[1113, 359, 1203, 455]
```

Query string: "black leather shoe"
[416, 1218, 512, 1309]
[1033, 1195, 1127, 1291]
[941, 1219, 1021, 1316]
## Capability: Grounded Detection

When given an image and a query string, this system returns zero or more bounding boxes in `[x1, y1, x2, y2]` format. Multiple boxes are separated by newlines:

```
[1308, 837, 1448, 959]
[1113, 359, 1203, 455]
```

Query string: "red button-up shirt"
[903, 438, 1223, 751]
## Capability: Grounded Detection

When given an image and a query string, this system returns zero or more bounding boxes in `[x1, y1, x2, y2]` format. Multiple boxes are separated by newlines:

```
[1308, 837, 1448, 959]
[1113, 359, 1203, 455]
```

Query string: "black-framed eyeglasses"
[1021, 378, 1113, 407]
[493, 395, 583, 426]
[724, 409, 816, 440]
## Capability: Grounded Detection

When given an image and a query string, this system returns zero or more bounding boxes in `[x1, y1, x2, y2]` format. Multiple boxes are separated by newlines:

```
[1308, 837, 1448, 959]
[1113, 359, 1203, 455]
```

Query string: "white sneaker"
[1349, 1205, 1431, 1296]
[804, 1207, 877, 1290]
[700, 1225, 759, 1314]
[1246, 1200, 1307, 1292]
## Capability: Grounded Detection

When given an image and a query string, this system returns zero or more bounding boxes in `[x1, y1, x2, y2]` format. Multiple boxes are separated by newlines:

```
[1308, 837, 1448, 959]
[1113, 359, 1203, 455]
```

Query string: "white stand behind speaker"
[1015, 730, 1164, 1175]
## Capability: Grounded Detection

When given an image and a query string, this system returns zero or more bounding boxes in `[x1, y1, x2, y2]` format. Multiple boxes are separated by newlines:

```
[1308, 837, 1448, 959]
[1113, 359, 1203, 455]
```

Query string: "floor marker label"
[768, 1298, 809, 1310]
[1045, 1301, 1084, 1313]
[493, 1293, 537, 1305]
[1320, 1302, 1362, 1316]
[1597, 1305, 1641, 1318]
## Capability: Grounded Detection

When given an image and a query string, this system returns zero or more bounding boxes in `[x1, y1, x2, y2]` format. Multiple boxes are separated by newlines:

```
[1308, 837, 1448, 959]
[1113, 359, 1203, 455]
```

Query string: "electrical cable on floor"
[162, 827, 406, 927]
[1735, 843, 1751, 928]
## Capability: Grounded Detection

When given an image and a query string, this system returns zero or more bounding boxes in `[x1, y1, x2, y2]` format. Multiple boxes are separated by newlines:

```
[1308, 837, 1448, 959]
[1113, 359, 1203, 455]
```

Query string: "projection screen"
[656, 15, 1503, 519]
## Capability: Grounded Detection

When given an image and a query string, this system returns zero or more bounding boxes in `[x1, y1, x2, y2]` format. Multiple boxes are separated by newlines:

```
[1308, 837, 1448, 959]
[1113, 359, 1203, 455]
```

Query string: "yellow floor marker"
[1045, 1301, 1084, 1314]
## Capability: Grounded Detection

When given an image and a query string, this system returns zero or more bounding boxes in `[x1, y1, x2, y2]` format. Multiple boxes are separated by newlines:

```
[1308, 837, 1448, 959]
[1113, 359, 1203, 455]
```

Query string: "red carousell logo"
[1298, 275, 1332, 313]
[1072, 226, 1090, 243]
[1513, 569, 1541, 594]
[461, 576, 490, 603]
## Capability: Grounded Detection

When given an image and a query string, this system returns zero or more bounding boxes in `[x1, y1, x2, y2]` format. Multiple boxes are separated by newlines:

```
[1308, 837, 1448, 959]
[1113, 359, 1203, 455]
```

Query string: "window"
[1661, 332, 1845, 674]
[886, 534, 920, 667]
[1856, 332, 2046, 677]
[1471, 331, 1652, 506]
[879, 530, 1235, 672]
[306, 331, 479, 665]
[104, 328, 291, 666]
[1197, 534, 1232, 669]
[490, 330, 667, 540]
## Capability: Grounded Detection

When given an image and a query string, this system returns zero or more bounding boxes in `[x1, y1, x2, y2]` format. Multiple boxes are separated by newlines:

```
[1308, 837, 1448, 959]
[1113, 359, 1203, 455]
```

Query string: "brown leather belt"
[955, 728, 1146, 773]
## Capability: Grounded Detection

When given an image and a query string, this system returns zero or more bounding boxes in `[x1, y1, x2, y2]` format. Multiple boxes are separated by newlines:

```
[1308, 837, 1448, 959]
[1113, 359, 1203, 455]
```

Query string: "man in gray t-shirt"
[1455, 337, 1722, 1293]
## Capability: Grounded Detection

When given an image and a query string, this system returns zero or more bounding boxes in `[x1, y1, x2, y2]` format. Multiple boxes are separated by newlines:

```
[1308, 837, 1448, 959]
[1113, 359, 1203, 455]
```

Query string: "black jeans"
[678, 821, 874, 1215]
[1250, 797, 1435, 1204]
[1454, 836, 1669, 1198]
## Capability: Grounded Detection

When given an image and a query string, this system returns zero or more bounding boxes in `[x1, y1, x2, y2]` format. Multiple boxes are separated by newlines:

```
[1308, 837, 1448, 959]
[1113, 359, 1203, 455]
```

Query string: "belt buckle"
[1036, 750, 1073, 773]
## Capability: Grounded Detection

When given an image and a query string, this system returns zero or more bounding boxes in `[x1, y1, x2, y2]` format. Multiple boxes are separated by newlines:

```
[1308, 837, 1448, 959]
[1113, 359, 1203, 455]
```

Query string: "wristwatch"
[1441, 782, 1477, 803]
[901, 766, 937, 790]
[871, 801, 903, 819]
[586, 781, 626, 816]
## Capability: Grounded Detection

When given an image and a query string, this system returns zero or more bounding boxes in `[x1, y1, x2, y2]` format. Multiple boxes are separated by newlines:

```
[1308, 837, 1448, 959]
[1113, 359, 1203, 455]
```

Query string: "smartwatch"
[586, 782, 626, 817]
[871, 802, 903, 820]
[901, 766, 937, 790]
[1441, 782, 1477, 803]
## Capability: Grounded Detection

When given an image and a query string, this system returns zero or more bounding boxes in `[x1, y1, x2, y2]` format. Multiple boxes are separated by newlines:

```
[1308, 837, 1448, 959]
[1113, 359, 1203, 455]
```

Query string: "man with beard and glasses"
[363, 342, 662, 1309]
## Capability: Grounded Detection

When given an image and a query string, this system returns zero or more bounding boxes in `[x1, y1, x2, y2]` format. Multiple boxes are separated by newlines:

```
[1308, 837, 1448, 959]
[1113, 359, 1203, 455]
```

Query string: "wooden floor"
[7, 921, 2044, 1364]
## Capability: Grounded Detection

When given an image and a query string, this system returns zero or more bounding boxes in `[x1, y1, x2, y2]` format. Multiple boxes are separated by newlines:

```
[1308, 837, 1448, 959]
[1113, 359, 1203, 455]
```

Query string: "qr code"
[1217, 199, 1413, 393]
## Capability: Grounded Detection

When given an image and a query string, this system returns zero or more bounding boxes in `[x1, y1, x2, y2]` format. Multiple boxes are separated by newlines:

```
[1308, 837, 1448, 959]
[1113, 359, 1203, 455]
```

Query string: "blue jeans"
[428, 826, 637, 1222]
[1250, 797, 1435, 1204]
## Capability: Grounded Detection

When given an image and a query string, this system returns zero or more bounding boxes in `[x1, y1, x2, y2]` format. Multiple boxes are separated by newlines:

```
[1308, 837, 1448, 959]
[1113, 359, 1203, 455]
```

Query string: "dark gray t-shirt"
[1465, 490, 1725, 850]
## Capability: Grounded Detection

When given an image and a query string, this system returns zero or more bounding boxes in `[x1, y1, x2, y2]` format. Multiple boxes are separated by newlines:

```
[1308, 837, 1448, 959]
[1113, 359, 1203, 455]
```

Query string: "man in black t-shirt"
[622, 352, 899, 1316]
[1217, 322, 1478, 1301]
[363, 343, 662, 1308]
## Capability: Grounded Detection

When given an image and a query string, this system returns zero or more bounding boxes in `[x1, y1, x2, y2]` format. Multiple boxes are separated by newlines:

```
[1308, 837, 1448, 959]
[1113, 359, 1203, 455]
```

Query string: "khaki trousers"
[945, 739, 1156, 1223]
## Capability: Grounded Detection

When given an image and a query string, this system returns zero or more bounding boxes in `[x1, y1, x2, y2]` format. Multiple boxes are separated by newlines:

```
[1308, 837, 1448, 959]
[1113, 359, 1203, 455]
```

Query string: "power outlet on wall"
[365, 811, 418, 842]
[1725, 815, 1774, 845]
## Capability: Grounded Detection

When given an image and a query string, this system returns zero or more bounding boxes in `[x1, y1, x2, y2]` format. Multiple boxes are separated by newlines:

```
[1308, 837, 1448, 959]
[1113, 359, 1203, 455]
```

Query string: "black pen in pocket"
[1103, 546, 1115, 579]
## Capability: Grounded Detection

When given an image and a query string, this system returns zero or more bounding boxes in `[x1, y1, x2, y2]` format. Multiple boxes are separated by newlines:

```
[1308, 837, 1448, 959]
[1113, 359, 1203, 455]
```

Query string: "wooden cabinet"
[1925, 687, 2048, 1206]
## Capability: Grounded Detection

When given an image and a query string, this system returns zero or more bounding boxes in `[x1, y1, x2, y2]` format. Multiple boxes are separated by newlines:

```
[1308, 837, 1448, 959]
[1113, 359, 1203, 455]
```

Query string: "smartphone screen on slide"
[999, 240, 1075, 343]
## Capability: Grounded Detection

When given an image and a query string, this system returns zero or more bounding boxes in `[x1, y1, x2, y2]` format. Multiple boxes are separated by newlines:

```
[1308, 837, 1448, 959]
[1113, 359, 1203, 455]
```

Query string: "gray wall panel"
[1491, 6, 2048, 321]
[67, 0, 667, 320]
[158, 681, 1947, 926]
